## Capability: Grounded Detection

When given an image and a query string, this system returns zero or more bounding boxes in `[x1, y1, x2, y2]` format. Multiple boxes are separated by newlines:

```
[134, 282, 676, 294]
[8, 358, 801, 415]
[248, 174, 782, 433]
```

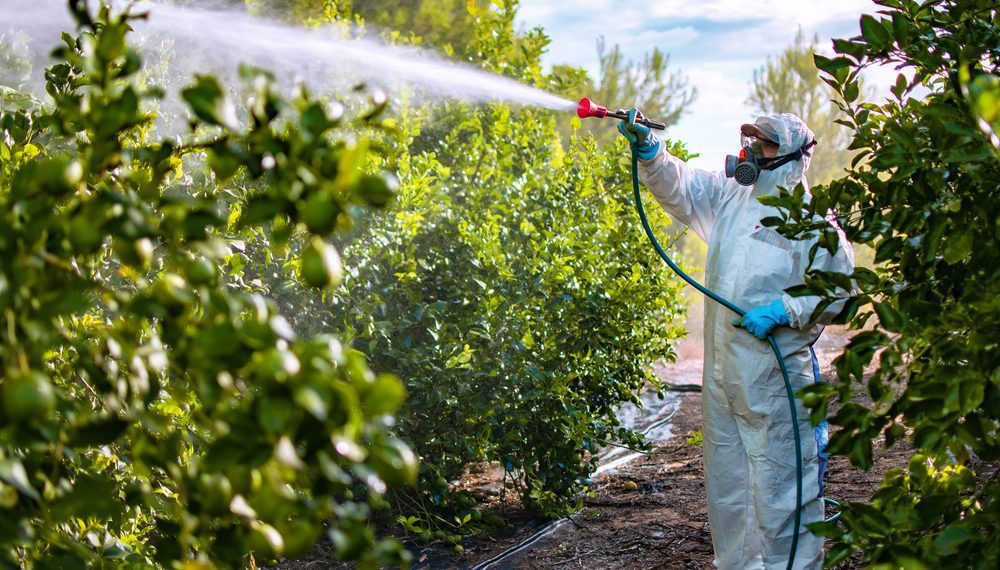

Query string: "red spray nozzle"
[577, 97, 609, 119]
[575, 97, 667, 130]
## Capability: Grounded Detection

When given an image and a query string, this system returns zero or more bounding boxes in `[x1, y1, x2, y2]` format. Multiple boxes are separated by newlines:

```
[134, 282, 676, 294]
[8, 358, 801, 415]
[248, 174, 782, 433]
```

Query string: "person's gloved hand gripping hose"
[617, 108, 660, 160]
[734, 299, 791, 340]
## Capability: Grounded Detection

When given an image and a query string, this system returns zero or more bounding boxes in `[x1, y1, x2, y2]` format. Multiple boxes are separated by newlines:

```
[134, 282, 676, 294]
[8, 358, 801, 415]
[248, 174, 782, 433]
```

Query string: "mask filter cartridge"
[724, 146, 760, 186]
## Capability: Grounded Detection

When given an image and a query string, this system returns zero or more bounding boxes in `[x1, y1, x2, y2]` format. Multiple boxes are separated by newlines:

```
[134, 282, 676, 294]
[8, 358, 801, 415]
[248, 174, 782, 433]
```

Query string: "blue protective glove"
[616, 108, 660, 160]
[733, 299, 791, 340]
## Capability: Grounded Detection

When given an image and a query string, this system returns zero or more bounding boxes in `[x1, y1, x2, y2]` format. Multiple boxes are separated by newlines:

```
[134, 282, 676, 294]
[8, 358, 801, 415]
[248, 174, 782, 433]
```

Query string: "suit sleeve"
[637, 146, 727, 243]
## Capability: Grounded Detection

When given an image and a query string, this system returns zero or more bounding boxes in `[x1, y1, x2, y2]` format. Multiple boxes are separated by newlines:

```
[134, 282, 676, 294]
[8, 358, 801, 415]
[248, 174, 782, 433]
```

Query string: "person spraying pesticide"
[579, 97, 854, 570]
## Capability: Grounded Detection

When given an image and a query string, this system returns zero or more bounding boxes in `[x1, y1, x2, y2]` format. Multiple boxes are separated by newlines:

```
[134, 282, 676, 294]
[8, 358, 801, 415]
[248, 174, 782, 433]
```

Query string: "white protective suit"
[637, 113, 854, 569]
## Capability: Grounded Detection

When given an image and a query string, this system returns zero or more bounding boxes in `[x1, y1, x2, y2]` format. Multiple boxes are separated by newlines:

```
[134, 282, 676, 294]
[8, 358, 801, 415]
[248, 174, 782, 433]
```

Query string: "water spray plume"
[1, 0, 576, 112]
[577, 97, 667, 130]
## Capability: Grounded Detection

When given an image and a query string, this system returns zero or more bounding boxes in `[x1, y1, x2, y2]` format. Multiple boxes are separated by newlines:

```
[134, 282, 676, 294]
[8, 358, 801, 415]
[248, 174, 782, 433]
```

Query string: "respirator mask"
[724, 134, 817, 186]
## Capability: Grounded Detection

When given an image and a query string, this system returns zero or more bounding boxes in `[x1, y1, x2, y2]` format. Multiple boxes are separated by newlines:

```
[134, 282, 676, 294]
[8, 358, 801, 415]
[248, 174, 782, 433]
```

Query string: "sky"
[515, 0, 885, 169]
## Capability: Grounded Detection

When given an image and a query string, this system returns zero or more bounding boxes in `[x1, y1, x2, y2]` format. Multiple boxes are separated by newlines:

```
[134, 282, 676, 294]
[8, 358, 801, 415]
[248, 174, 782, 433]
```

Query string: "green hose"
[629, 151, 804, 569]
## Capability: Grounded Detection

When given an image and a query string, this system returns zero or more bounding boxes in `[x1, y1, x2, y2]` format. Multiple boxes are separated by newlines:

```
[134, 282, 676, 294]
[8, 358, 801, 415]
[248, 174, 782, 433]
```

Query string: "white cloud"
[514, 2, 558, 24]
[645, 0, 874, 26]
[675, 65, 756, 169]
[631, 26, 700, 49]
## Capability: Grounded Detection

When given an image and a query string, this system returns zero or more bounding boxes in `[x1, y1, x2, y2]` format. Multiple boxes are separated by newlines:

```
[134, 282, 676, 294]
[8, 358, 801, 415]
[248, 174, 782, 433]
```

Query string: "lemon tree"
[0, 2, 414, 567]
[317, 1, 690, 527]
[762, 0, 999, 566]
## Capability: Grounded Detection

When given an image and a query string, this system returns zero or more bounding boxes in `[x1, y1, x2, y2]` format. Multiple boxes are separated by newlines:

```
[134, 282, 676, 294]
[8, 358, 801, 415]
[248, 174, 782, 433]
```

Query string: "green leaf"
[813, 54, 852, 77]
[851, 267, 879, 286]
[361, 374, 406, 416]
[844, 80, 860, 103]
[301, 101, 332, 137]
[831, 38, 867, 60]
[832, 295, 865, 324]
[784, 284, 817, 297]
[68, 417, 131, 447]
[934, 525, 977, 556]
[0, 459, 40, 501]
[181, 75, 236, 128]
[941, 228, 972, 264]
[859, 14, 894, 50]
[208, 141, 243, 181]
[259, 397, 294, 435]
[294, 385, 328, 421]
[873, 302, 904, 333]
[238, 196, 284, 227]
[825, 543, 854, 566]
[444, 344, 475, 369]
[50, 474, 123, 522]
[756, 195, 783, 207]
[875, 236, 902, 263]
[890, 73, 909, 100]
[333, 138, 369, 194]
[848, 330, 890, 352]
[890, 11, 911, 45]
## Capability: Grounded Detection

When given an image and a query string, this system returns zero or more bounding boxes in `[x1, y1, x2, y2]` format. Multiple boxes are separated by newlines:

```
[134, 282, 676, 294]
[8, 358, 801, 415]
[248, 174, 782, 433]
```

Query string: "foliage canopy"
[2, 0, 695, 563]
[0, 2, 416, 567]
[245, 0, 692, 529]
[762, 0, 999, 567]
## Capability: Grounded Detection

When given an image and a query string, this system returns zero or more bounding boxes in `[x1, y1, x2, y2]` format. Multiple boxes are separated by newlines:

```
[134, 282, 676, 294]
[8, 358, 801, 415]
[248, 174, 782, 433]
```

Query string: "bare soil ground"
[482, 393, 916, 570]
[277, 327, 929, 569]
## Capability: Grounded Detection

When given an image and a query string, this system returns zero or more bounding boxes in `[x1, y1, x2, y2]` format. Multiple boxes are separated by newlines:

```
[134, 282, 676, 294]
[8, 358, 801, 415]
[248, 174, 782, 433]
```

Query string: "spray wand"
[575, 96, 813, 570]
[576, 97, 667, 130]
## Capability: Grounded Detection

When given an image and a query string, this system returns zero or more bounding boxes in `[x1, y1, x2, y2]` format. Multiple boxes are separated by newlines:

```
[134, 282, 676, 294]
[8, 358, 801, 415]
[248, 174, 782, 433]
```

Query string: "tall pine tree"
[748, 29, 853, 185]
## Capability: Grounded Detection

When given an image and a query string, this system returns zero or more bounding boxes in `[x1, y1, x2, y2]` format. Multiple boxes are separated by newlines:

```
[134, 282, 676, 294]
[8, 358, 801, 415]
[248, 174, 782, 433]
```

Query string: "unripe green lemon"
[51, 158, 83, 194]
[300, 191, 340, 234]
[367, 438, 418, 488]
[800, 393, 820, 408]
[153, 273, 194, 307]
[67, 216, 104, 254]
[196, 472, 233, 515]
[247, 523, 284, 559]
[356, 171, 398, 208]
[185, 256, 218, 286]
[224, 465, 252, 495]
[115, 237, 154, 269]
[279, 519, 321, 558]
[2, 371, 56, 422]
[299, 238, 342, 289]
